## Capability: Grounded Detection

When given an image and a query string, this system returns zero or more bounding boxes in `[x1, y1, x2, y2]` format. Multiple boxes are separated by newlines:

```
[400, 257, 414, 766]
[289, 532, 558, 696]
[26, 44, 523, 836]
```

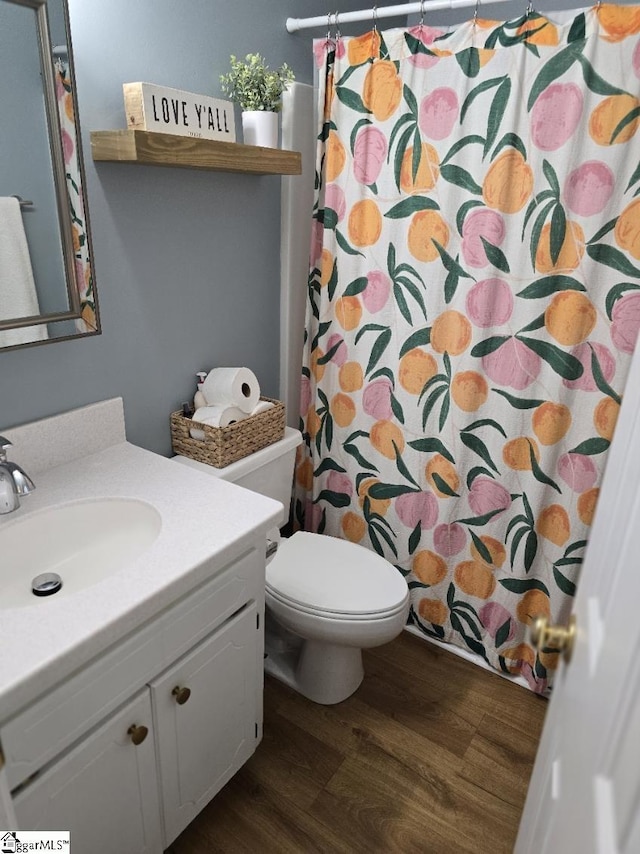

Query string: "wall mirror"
[0, 0, 99, 351]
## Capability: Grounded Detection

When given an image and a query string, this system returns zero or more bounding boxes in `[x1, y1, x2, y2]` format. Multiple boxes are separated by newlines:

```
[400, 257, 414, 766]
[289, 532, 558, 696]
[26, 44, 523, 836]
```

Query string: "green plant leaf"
[517, 336, 584, 380]
[400, 327, 431, 358]
[403, 82, 420, 118]
[456, 46, 481, 78]
[409, 437, 455, 464]
[393, 123, 416, 191]
[460, 431, 499, 473]
[495, 618, 512, 648]
[517, 313, 546, 334]
[349, 118, 373, 155]
[409, 521, 422, 555]
[626, 162, 640, 193]
[336, 86, 371, 114]
[368, 482, 420, 499]
[394, 282, 412, 325]
[469, 530, 493, 563]
[422, 383, 448, 429]
[441, 135, 485, 168]
[549, 203, 567, 267]
[509, 525, 529, 568]
[404, 32, 438, 60]
[464, 418, 508, 437]
[491, 131, 527, 162]
[456, 198, 485, 235]
[553, 566, 576, 596]
[316, 340, 344, 365]
[576, 53, 627, 98]
[343, 276, 369, 297]
[591, 345, 622, 404]
[567, 12, 586, 42]
[355, 323, 388, 344]
[527, 41, 585, 112]
[344, 443, 378, 471]
[568, 438, 610, 456]
[366, 329, 392, 376]
[543, 159, 561, 197]
[438, 390, 451, 432]
[313, 458, 347, 476]
[335, 229, 364, 257]
[587, 244, 640, 278]
[480, 237, 510, 272]
[316, 489, 351, 508]
[432, 471, 459, 497]
[611, 105, 640, 144]
[517, 275, 586, 299]
[461, 76, 506, 123]
[323, 208, 338, 231]
[529, 198, 556, 270]
[528, 441, 561, 493]
[385, 196, 441, 219]
[605, 283, 640, 320]
[441, 164, 483, 195]
[466, 466, 496, 489]
[492, 388, 546, 409]
[470, 335, 511, 358]
[500, 577, 550, 595]
[388, 112, 416, 158]
[484, 78, 511, 158]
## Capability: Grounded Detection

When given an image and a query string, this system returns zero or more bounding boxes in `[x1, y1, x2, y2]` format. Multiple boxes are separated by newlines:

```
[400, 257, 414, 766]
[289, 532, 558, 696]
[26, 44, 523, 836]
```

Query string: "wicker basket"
[170, 397, 285, 468]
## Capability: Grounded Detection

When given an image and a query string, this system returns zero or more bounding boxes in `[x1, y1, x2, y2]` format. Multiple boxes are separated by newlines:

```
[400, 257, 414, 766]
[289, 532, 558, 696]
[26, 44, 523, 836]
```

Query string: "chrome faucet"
[0, 436, 35, 514]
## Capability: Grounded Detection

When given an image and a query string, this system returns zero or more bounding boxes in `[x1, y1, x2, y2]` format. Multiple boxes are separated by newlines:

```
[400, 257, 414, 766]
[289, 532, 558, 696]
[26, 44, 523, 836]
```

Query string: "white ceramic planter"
[242, 110, 279, 148]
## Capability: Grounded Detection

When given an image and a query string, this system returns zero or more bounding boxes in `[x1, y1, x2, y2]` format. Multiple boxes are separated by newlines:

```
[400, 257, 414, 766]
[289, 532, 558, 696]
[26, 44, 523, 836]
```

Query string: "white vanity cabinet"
[152, 602, 260, 845]
[12, 690, 162, 853]
[2, 545, 266, 852]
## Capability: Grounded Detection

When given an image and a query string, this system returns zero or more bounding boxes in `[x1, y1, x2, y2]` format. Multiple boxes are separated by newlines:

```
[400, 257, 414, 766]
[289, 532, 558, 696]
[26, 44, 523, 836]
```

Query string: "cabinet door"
[13, 690, 162, 854]
[152, 602, 261, 845]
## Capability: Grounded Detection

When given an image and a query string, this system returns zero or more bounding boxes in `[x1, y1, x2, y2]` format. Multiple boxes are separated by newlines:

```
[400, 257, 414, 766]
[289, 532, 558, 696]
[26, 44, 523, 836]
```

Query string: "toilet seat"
[266, 531, 409, 618]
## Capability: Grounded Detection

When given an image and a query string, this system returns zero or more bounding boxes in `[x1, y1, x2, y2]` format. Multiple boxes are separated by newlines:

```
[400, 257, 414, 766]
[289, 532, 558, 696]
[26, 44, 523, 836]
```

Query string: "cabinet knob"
[127, 724, 149, 746]
[172, 685, 191, 705]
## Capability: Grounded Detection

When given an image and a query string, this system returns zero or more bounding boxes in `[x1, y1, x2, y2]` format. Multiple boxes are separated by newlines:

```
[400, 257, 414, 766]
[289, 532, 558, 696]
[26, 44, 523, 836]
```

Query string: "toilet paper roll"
[201, 367, 260, 413]
[251, 400, 275, 416]
[190, 405, 248, 438]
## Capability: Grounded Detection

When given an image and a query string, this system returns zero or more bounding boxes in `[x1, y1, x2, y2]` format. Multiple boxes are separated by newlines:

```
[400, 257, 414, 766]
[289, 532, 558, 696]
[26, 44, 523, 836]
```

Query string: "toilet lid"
[266, 531, 409, 616]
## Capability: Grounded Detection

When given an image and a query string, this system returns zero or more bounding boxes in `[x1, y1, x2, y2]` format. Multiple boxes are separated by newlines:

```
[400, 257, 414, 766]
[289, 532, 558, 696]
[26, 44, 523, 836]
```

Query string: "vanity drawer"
[2, 546, 263, 790]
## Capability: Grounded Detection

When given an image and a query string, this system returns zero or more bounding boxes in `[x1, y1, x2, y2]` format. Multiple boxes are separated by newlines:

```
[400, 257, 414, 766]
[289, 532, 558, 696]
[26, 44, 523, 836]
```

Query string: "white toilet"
[174, 427, 410, 704]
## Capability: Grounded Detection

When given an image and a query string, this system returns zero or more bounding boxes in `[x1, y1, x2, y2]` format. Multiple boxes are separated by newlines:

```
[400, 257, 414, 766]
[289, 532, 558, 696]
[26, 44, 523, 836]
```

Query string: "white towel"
[0, 196, 48, 346]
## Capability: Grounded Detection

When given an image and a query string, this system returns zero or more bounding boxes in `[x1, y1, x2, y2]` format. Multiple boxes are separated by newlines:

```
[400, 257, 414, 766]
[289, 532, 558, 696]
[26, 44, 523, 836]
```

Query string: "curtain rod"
[286, 0, 519, 32]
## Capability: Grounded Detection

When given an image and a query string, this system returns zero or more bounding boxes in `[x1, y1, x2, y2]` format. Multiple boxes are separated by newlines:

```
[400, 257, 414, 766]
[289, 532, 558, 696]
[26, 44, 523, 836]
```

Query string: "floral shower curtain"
[294, 5, 640, 694]
[55, 59, 96, 332]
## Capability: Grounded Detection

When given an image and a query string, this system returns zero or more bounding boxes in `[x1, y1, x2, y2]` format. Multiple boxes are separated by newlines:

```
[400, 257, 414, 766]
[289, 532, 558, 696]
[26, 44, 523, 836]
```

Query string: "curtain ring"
[372, 4, 379, 32]
[419, 0, 426, 27]
[473, 0, 480, 29]
[327, 12, 333, 41]
[525, 0, 534, 18]
[335, 10, 341, 39]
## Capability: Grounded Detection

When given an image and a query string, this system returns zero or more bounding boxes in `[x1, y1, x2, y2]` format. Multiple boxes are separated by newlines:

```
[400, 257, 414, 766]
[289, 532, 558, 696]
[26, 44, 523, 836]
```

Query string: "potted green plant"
[220, 53, 295, 148]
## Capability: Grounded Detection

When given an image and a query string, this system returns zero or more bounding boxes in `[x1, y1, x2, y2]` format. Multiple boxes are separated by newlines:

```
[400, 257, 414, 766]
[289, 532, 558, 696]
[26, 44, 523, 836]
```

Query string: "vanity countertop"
[0, 441, 283, 722]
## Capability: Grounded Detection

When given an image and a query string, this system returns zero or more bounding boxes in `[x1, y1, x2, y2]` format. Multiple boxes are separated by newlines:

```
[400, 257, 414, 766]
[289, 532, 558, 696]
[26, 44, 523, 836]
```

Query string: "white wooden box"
[123, 82, 236, 142]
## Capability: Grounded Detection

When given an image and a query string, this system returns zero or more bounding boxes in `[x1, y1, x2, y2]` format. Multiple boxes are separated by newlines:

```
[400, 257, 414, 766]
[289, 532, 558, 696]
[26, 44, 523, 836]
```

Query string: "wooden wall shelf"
[90, 129, 302, 176]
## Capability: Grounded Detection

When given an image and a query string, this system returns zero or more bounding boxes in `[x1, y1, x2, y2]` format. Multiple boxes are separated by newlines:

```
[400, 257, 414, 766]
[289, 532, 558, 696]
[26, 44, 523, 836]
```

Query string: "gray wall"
[0, 0, 611, 456]
[0, 0, 365, 453]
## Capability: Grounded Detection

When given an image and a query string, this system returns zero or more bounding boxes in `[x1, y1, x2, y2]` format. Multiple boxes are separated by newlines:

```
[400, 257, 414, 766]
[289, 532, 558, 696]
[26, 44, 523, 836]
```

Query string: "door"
[516, 340, 640, 853]
[13, 689, 162, 854]
[151, 602, 261, 847]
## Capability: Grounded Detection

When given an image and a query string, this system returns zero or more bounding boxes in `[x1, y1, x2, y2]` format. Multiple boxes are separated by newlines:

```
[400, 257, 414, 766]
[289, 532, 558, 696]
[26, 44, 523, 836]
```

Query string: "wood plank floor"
[169, 631, 547, 854]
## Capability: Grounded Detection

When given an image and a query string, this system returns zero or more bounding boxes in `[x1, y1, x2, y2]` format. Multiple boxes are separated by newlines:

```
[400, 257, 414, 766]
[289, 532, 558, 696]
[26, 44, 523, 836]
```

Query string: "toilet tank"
[173, 426, 302, 508]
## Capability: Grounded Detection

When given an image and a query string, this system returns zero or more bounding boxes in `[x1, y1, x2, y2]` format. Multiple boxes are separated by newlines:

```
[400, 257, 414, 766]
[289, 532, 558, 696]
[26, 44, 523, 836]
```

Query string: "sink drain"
[32, 572, 63, 597]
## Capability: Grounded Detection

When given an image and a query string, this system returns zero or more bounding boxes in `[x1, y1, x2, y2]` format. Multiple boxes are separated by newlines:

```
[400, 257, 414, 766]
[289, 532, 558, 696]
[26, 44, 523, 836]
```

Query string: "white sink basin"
[0, 498, 162, 608]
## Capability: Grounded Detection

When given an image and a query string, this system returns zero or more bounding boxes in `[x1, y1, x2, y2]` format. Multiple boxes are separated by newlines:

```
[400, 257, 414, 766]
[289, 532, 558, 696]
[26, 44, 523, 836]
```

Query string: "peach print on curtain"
[294, 6, 640, 693]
